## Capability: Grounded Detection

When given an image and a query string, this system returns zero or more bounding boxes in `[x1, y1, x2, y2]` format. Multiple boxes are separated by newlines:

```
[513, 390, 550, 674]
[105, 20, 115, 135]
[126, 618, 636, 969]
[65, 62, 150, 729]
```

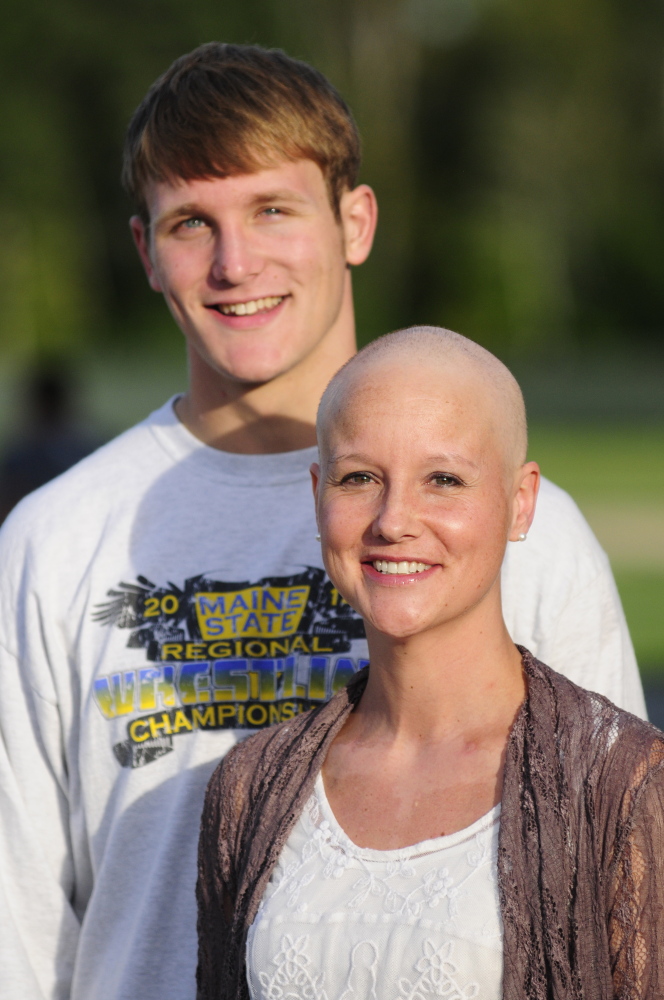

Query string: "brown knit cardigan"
[197, 649, 664, 999]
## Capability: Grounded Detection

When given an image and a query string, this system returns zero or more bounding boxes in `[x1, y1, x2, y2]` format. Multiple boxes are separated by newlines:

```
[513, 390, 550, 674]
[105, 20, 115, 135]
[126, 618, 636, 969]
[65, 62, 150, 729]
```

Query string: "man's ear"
[130, 216, 163, 292]
[339, 184, 378, 266]
[509, 461, 540, 541]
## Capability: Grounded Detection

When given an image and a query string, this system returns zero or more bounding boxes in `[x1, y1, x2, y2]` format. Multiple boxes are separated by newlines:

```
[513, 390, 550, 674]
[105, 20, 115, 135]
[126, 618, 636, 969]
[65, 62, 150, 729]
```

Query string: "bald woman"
[197, 328, 664, 1000]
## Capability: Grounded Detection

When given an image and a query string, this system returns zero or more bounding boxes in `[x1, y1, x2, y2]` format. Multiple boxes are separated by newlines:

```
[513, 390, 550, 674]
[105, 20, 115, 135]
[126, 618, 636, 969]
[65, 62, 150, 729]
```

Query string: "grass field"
[528, 425, 664, 681]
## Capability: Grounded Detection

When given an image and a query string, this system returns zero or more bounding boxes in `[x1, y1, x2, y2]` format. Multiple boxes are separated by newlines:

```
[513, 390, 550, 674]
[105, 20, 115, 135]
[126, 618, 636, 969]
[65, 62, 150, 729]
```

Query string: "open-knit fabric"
[246, 775, 502, 999]
[197, 649, 664, 1000]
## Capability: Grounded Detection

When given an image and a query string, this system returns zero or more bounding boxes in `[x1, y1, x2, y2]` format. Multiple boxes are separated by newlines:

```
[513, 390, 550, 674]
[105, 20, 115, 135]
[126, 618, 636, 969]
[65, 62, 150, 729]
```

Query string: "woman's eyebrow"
[329, 451, 479, 471]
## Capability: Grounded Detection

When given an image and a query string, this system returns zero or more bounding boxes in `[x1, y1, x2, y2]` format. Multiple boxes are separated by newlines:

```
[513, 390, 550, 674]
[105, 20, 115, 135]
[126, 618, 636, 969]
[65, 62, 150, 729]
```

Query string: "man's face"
[131, 160, 375, 387]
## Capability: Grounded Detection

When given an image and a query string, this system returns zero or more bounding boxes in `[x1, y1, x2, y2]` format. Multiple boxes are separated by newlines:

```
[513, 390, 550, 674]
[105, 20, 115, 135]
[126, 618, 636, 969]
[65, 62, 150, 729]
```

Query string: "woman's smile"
[361, 559, 439, 585]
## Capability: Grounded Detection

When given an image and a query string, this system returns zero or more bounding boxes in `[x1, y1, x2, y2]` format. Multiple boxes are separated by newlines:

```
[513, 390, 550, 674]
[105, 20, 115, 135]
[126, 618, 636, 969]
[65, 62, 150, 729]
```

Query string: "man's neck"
[176, 332, 357, 456]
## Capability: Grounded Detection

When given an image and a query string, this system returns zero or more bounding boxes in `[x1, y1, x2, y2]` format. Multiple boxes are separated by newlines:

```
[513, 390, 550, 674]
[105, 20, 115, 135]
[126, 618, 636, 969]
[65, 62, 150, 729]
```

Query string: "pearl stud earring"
[518, 533, 527, 541]
[315, 533, 321, 541]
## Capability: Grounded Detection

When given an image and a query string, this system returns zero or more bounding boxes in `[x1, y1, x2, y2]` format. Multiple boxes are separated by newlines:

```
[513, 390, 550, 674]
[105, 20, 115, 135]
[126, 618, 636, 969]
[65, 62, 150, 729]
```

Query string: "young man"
[0, 43, 645, 1000]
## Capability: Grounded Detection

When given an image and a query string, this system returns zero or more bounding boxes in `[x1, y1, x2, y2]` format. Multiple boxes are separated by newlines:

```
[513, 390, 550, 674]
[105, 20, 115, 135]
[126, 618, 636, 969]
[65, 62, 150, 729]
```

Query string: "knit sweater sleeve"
[607, 737, 664, 999]
[196, 744, 247, 1000]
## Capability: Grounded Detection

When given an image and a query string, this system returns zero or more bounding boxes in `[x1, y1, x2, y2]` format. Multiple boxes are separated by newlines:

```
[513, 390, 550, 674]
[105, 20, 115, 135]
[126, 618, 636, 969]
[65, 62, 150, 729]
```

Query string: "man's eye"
[182, 217, 206, 228]
[260, 207, 283, 217]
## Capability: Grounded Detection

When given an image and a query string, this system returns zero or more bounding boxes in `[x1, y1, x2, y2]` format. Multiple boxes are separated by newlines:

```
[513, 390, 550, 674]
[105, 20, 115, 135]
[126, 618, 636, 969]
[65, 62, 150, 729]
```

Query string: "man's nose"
[209, 226, 262, 285]
[371, 484, 421, 543]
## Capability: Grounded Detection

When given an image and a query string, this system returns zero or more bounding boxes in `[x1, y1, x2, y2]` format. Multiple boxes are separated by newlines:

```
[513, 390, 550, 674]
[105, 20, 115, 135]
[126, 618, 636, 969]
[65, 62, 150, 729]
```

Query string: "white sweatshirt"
[0, 399, 645, 1000]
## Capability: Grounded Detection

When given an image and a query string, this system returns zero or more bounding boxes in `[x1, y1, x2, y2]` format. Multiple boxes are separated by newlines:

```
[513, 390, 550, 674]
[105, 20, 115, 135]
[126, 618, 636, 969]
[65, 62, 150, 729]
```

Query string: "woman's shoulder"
[523, 647, 664, 775]
[205, 668, 369, 812]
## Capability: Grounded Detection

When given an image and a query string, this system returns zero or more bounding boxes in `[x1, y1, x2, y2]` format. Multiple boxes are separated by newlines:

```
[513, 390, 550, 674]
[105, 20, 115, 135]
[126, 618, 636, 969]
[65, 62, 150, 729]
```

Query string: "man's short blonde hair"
[123, 42, 362, 224]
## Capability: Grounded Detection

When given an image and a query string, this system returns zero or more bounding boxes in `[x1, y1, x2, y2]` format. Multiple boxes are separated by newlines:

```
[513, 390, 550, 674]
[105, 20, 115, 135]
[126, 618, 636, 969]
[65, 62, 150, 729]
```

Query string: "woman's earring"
[315, 533, 321, 542]
[518, 533, 527, 542]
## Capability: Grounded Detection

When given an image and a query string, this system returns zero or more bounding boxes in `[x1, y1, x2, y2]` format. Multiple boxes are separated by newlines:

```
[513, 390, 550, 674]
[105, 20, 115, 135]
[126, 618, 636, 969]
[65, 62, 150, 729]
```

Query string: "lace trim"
[256, 933, 484, 1000]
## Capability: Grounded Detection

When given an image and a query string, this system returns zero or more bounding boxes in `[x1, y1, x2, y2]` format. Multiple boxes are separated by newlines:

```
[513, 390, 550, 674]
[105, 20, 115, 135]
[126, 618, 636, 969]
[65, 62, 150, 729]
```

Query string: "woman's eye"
[341, 472, 374, 485]
[431, 474, 461, 487]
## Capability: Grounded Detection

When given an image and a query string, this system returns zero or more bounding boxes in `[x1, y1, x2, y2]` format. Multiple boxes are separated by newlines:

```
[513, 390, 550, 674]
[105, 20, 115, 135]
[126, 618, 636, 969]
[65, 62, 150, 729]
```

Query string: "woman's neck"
[357, 604, 525, 744]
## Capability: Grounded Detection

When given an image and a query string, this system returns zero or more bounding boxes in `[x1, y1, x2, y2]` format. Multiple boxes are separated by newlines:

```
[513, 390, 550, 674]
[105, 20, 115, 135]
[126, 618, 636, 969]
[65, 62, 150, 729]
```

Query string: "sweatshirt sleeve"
[539, 558, 646, 719]
[0, 513, 81, 998]
[501, 476, 647, 719]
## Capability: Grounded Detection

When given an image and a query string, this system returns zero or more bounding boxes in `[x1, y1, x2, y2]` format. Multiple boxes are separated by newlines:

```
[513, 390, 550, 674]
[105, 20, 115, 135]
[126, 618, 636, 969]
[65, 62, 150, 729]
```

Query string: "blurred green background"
[0, 0, 662, 685]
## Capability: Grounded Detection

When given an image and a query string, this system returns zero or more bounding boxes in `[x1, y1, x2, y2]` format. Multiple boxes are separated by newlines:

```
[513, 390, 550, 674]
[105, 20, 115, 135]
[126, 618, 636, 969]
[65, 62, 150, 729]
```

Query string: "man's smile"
[213, 295, 286, 316]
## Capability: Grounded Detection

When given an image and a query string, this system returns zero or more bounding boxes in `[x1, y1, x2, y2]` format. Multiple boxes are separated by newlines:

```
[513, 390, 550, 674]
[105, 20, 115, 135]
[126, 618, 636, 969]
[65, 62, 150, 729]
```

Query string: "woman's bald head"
[317, 326, 528, 474]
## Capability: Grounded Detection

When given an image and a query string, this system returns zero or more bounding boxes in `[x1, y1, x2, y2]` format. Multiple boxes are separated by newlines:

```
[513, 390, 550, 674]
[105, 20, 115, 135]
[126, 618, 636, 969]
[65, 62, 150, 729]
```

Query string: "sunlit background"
[0, 0, 662, 694]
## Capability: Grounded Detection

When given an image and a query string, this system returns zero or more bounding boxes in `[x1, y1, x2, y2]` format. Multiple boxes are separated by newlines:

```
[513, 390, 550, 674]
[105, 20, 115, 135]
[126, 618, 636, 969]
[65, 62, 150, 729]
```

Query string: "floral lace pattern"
[246, 777, 502, 1000]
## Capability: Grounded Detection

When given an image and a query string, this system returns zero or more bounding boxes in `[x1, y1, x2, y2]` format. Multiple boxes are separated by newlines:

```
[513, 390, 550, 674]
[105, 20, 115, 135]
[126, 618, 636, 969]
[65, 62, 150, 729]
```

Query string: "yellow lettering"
[161, 643, 183, 660]
[149, 713, 172, 738]
[172, 710, 193, 733]
[185, 643, 207, 660]
[192, 706, 215, 729]
[245, 641, 268, 658]
[269, 705, 281, 724]
[144, 596, 160, 617]
[129, 719, 151, 743]
[246, 704, 268, 726]
[290, 635, 310, 653]
[217, 705, 237, 723]
[249, 672, 259, 699]
[312, 637, 333, 653]
[269, 639, 290, 656]
[208, 641, 232, 658]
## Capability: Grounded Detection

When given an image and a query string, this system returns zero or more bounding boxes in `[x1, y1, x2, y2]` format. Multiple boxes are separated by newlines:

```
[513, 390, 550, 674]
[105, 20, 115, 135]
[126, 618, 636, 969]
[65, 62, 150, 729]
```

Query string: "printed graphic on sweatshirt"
[92, 567, 367, 768]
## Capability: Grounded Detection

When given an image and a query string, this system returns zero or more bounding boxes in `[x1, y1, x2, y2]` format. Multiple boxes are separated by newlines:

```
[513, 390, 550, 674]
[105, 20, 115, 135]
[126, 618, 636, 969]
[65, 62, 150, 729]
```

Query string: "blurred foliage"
[615, 571, 664, 679]
[526, 425, 664, 502]
[0, 0, 663, 361]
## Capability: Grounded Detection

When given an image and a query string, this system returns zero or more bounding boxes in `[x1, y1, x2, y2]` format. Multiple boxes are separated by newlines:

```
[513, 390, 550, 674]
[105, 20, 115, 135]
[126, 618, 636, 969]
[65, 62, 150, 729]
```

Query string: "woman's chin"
[364, 610, 431, 641]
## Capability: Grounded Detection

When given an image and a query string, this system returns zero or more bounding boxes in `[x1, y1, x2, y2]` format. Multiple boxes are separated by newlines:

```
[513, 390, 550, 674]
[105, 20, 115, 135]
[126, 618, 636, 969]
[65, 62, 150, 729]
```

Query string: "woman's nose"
[371, 486, 421, 542]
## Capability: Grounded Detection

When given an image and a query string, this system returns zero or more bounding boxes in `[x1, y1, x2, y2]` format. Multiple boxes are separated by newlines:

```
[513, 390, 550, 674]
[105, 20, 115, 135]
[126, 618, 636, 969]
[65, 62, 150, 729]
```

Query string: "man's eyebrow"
[250, 189, 312, 206]
[152, 203, 206, 230]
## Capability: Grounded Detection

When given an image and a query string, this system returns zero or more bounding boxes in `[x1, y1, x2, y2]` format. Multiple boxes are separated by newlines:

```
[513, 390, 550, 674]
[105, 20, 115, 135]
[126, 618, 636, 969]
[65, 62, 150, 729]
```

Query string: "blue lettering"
[331, 658, 357, 693]
[199, 595, 226, 615]
[213, 659, 249, 701]
[287, 587, 308, 608]
[262, 591, 284, 611]
[178, 661, 211, 705]
[252, 659, 277, 701]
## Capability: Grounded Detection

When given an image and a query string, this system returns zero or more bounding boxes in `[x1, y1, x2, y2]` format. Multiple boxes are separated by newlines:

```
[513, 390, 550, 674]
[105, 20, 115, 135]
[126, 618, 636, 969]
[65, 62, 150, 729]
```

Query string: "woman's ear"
[310, 462, 321, 501]
[339, 184, 378, 266]
[509, 461, 540, 541]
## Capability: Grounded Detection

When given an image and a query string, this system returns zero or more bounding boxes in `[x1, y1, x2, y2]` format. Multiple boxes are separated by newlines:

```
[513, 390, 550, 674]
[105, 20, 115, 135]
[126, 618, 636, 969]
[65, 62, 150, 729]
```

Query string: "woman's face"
[312, 360, 538, 641]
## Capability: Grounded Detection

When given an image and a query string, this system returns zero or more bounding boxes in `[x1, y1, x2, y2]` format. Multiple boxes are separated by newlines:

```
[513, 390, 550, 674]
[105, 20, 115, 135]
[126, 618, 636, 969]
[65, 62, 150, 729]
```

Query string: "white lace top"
[246, 774, 503, 1000]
